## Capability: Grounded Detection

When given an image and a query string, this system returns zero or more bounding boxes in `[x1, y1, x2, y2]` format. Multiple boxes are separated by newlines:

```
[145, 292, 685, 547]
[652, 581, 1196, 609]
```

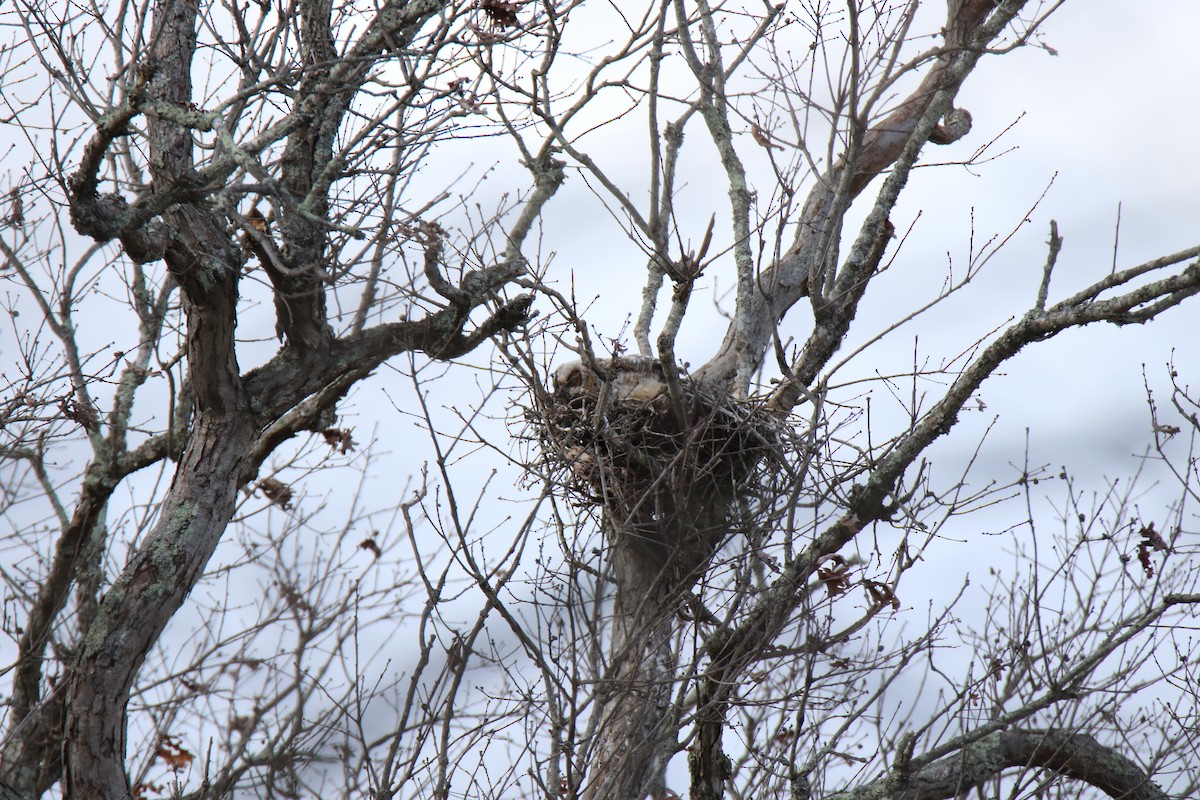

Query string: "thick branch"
[57, 271, 530, 799]
[271, 0, 442, 352]
[705, 244, 1200, 686]
[0, 463, 115, 796]
[582, 539, 681, 800]
[63, 415, 255, 799]
[66, 72, 173, 262]
[826, 729, 1168, 800]
[695, 2, 1027, 391]
[63, 0, 247, 793]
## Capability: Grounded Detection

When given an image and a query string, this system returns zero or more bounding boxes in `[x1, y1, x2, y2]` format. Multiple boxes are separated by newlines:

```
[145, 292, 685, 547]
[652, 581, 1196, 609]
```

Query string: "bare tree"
[1, 1, 1198, 800]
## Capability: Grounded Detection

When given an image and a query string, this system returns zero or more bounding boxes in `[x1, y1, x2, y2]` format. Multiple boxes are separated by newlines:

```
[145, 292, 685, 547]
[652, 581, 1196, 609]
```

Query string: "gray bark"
[695, 0, 1020, 393]
[826, 729, 1169, 800]
[583, 5, 1035, 800]
[42, 0, 542, 794]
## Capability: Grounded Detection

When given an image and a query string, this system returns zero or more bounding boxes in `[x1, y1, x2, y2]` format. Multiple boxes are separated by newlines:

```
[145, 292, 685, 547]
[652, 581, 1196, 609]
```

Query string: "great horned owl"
[552, 356, 672, 406]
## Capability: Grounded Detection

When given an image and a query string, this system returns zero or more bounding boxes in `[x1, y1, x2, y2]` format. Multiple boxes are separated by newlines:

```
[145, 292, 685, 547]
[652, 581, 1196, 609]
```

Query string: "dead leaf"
[5, 188, 23, 227]
[322, 427, 357, 454]
[154, 735, 194, 772]
[359, 536, 382, 558]
[1136, 522, 1170, 578]
[476, 0, 523, 30]
[132, 781, 161, 799]
[751, 122, 781, 150]
[864, 580, 900, 610]
[257, 477, 293, 510]
[817, 554, 852, 596]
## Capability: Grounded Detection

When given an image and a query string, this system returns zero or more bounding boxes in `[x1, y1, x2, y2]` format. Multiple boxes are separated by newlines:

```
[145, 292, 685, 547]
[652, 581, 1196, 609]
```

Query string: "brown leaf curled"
[153, 734, 194, 772]
[322, 427, 357, 454]
[817, 555, 851, 596]
[864, 580, 900, 610]
[751, 122, 781, 150]
[257, 477, 293, 510]
[1137, 522, 1170, 578]
[476, 0, 522, 30]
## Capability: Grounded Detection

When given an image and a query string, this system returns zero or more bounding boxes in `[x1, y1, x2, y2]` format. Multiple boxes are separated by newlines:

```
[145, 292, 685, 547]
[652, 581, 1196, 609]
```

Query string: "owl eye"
[552, 362, 590, 403]
[552, 366, 576, 388]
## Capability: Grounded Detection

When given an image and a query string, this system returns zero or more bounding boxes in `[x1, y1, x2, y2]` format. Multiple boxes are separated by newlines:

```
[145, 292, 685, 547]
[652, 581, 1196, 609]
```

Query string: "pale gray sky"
[2, 2, 1198, 795]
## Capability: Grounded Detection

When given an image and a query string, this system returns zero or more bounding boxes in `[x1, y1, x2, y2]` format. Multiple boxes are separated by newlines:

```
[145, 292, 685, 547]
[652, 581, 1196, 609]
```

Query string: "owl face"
[551, 358, 668, 406]
[552, 360, 597, 401]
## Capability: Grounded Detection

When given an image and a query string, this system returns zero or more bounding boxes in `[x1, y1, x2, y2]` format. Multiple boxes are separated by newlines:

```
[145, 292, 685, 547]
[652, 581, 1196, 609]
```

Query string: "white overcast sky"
[399, 0, 1200, 668]
[396, 0, 1200, 514]
[559, 0, 1200, 477]
[318, 0, 1200, 700]
[2, 1, 1199, 793]
[185, 0, 1200, 667]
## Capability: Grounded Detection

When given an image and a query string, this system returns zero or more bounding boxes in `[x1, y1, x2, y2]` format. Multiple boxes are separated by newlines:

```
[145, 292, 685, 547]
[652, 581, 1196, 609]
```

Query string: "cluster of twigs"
[527, 357, 805, 568]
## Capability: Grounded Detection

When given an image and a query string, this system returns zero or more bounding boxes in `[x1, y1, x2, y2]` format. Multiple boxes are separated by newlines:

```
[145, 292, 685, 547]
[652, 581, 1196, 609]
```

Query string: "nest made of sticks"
[533, 355, 788, 562]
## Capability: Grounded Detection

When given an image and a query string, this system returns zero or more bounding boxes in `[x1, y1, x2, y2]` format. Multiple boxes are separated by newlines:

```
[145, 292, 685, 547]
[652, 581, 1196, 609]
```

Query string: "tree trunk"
[63, 413, 254, 797]
[585, 537, 681, 800]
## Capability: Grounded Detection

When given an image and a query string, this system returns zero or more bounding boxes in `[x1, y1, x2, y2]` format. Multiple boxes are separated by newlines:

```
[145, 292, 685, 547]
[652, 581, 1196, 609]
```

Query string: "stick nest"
[531, 356, 792, 562]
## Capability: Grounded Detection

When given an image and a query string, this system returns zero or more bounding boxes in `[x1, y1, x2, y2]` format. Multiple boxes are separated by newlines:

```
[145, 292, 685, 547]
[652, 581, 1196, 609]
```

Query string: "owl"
[552, 356, 671, 406]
